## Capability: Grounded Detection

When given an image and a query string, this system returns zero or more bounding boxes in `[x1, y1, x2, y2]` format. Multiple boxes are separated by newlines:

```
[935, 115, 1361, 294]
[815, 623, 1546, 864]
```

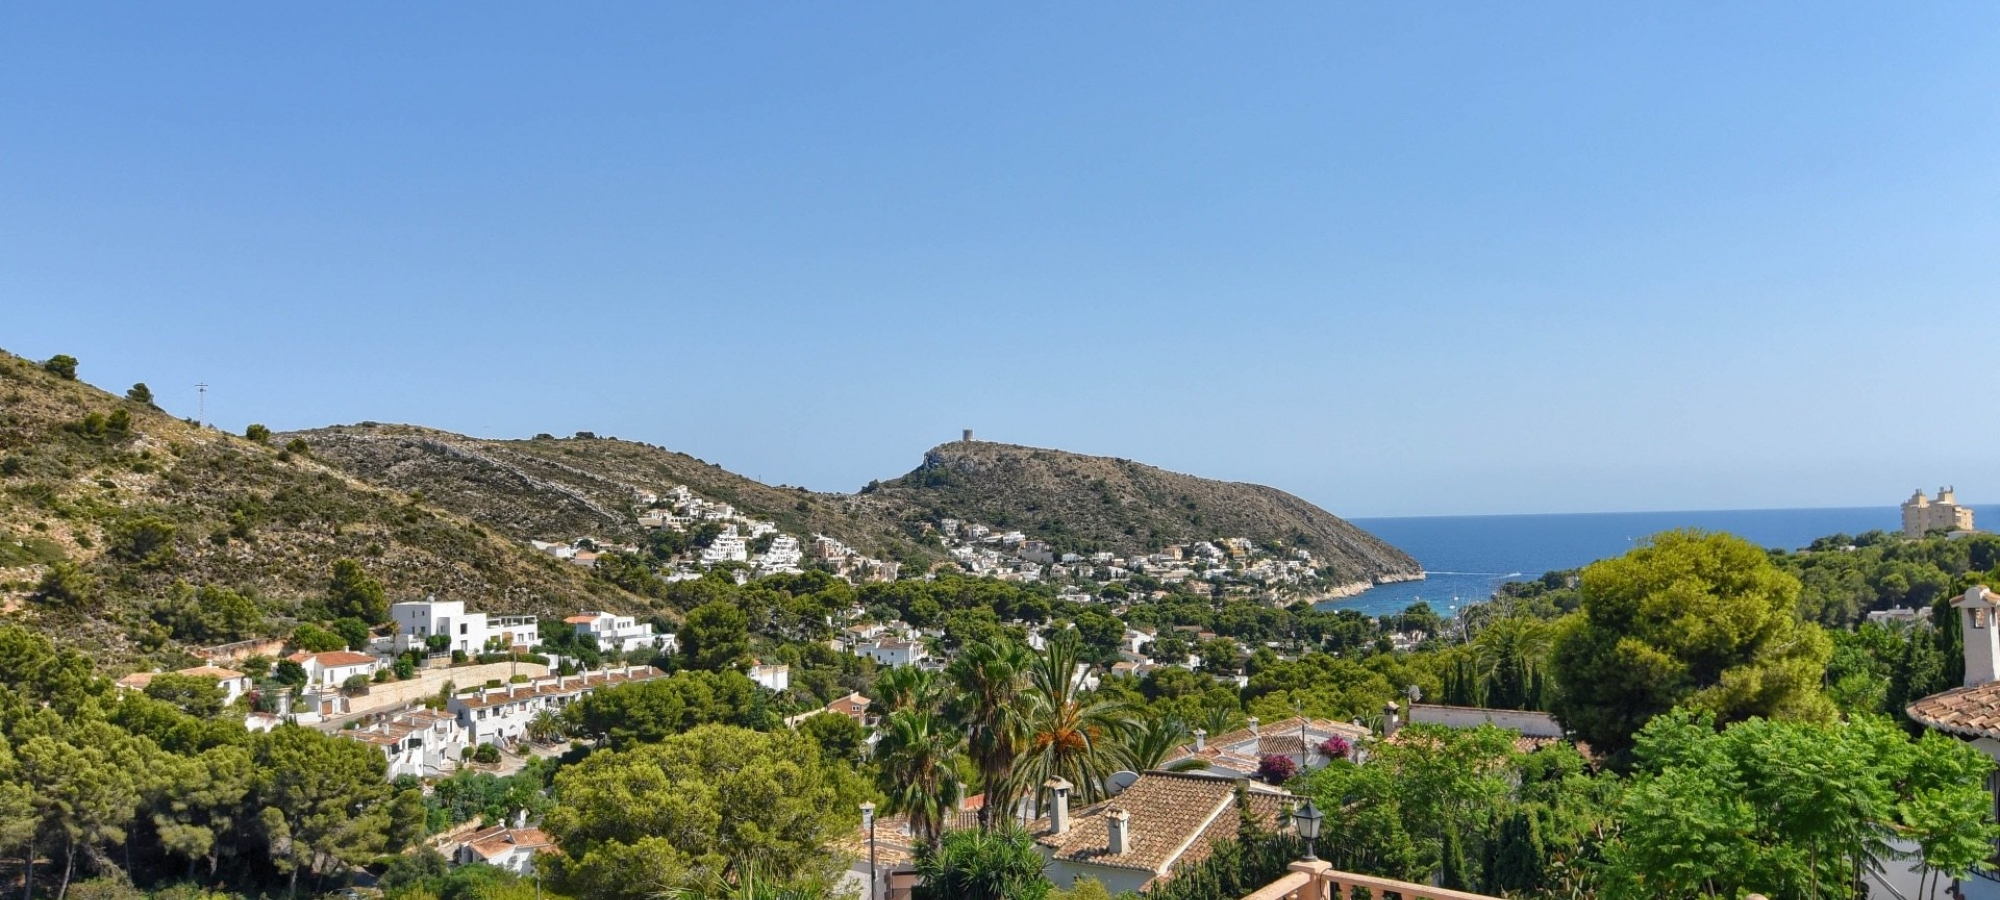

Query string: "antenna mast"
[196, 383, 208, 426]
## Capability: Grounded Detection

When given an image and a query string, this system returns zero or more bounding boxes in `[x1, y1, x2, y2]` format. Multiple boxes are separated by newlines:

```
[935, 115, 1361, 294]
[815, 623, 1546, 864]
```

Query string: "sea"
[1320, 505, 2000, 620]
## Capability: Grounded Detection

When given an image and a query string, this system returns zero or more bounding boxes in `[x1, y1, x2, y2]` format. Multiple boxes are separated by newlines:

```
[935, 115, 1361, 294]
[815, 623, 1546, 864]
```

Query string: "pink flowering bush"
[1257, 753, 1299, 785]
[1319, 735, 1351, 760]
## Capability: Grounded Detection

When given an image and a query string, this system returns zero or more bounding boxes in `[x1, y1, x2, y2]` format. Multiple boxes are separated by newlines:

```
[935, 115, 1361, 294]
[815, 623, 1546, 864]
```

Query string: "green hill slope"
[0, 350, 642, 667]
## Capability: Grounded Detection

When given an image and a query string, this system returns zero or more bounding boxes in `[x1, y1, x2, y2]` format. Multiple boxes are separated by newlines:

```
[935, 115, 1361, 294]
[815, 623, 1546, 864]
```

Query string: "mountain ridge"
[289, 426, 1423, 590]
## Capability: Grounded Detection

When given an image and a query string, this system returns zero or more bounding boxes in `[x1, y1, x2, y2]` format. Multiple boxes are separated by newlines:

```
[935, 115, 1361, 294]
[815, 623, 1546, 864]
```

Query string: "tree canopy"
[1550, 530, 1835, 762]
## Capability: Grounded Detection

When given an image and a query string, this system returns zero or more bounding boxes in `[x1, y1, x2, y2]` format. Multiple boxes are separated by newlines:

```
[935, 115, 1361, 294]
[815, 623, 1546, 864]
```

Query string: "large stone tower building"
[1902, 487, 1974, 537]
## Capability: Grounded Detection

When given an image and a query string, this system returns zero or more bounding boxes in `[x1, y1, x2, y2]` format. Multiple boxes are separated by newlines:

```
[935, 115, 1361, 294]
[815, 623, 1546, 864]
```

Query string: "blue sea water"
[1321, 505, 2000, 619]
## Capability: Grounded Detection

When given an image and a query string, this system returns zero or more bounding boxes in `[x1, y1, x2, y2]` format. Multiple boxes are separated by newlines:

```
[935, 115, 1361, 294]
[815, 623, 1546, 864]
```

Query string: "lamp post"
[860, 801, 877, 900]
[1293, 799, 1323, 863]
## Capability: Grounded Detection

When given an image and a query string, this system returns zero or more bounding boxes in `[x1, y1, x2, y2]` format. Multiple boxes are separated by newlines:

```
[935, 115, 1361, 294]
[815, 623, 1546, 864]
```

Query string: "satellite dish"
[1106, 771, 1140, 795]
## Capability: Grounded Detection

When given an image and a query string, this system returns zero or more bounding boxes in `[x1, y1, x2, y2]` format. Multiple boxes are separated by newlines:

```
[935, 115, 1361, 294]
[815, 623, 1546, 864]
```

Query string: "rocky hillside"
[0, 350, 642, 667]
[283, 424, 919, 556]
[862, 440, 1421, 586]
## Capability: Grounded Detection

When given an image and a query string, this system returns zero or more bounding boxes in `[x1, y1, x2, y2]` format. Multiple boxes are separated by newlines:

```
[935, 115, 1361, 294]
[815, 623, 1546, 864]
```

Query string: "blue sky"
[4, 5, 1997, 517]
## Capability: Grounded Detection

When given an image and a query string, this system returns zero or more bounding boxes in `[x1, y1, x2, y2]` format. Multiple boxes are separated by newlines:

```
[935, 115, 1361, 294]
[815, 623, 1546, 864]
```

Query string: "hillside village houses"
[535, 482, 898, 584]
[448, 665, 666, 745]
[346, 707, 468, 779]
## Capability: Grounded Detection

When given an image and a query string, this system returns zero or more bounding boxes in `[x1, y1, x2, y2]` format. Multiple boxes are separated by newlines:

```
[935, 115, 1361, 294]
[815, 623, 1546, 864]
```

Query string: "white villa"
[390, 597, 540, 655]
[565, 611, 672, 655]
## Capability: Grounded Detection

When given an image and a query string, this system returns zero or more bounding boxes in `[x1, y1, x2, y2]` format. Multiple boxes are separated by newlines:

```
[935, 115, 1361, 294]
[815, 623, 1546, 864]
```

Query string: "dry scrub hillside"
[0, 350, 641, 668]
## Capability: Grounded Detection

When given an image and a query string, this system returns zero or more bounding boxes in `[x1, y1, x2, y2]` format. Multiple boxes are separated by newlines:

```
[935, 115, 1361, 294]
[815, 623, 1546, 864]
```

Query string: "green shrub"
[245, 423, 271, 444]
[42, 354, 78, 380]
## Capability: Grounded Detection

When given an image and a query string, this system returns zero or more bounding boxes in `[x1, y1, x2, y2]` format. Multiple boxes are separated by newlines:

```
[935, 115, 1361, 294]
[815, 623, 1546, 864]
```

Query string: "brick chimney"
[1106, 808, 1131, 856]
[1046, 778, 1073, 835]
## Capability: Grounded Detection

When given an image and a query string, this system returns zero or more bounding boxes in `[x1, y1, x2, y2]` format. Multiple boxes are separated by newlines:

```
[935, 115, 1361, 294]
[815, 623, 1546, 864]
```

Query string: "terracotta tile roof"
[116, 672, 158, 690]
[564, 615, 599, 624]
[1908, 682, 2000, 739]
[829, 807, 982, 868]
[289, 650, 377, 668]
[1027, 772, 1294, 884]
[175, 665, 246, 680]
[462, 824, 555, 860]
[451, 666, 665, 710]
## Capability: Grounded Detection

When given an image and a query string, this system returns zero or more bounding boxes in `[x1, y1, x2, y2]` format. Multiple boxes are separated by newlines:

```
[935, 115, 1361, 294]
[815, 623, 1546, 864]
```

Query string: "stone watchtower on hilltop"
[1902, 486, 1975, 537]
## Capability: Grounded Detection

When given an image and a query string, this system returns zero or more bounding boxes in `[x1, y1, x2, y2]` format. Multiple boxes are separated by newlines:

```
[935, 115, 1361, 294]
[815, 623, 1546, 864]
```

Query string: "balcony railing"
[1241, 862, 1505, 900]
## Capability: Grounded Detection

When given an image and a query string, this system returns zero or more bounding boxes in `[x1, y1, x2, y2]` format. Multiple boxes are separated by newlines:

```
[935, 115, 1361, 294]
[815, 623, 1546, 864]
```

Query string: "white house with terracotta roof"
[1030, 772, 1296, 895]
[448, 665, 664, 745]
[286, 650, 383, 691]
[1908, 586, 2000, 806]
[452, 817, 555, 875]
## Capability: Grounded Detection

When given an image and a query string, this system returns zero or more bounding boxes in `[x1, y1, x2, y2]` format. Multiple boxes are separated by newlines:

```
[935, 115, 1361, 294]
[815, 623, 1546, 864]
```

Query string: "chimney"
[1246, 716, 1260, 754]
[1106, 808, 1131, 856]
[514, 809, 527, 830]
[1247, 716, 1259, 735]
[1193, 728, 1206, 751]
[1956, 586, 2000, 687]
[1384, 700, 1402, 736]
[277, 692, 292, 719]
[1046, 778, 1073, 835]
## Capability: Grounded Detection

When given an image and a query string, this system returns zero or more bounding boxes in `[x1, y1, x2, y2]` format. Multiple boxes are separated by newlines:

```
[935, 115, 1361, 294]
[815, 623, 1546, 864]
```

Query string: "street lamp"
[1293, 799, 1324, 862]
[859, 801, 877, 900]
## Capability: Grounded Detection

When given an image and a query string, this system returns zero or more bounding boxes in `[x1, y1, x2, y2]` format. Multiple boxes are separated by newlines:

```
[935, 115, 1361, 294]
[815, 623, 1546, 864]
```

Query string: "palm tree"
[526, 710, 567, 745]
[1471, 616, 1555, 710]
[875, 707, 965, 846]
[873, 665, 947, 716]
[1007, 630, 1135, 809]
[658, 866, 839, 900]
[1196, 700, 1246, 740]
[1124, 714, 1207, 772]
[946, 640, 1033, 828]
[913, 826, 1052, 900]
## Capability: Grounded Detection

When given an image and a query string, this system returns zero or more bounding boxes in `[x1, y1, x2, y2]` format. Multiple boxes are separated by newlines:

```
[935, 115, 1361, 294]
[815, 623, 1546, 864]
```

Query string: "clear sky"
[4, 5, 1997, 517]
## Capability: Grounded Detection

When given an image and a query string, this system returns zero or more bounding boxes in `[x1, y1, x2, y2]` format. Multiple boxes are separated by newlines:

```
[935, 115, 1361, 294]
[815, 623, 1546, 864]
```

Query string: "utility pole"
[196, 383, 208, 427]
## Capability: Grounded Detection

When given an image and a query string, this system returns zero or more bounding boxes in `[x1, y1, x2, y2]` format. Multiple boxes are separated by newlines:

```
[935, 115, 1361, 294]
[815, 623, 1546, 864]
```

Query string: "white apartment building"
[565, 611, 671, 655]
[700, 525, 749, 565]
[756, 534, 804, 571]
[448, 665, 665, 745]
[391, 598, 540, 654]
